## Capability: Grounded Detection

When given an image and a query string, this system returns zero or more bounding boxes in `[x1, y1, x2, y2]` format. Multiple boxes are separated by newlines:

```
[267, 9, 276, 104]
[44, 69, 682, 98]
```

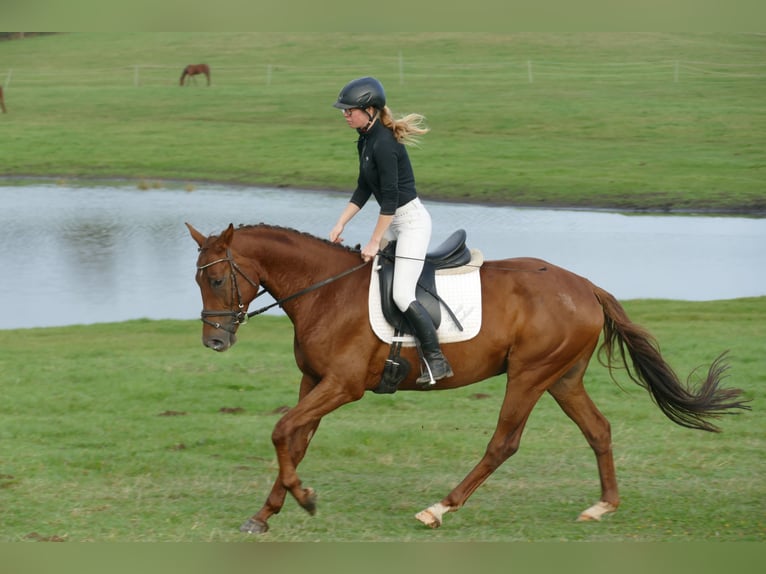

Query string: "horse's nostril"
[205, 338, 226, 352]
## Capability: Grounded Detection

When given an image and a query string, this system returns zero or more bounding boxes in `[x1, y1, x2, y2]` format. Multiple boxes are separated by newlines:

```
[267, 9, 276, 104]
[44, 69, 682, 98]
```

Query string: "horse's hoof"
[239, 517, 269, 534]
[577, 501, 617, 522]
[302, 487, 317, 516]
[415, 509, 441, 529]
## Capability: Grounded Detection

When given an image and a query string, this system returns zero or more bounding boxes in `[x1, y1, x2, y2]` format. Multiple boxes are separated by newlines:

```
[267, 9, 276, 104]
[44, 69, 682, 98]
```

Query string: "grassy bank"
[0, 299, 763, 542]
[1, 33, 764, 213]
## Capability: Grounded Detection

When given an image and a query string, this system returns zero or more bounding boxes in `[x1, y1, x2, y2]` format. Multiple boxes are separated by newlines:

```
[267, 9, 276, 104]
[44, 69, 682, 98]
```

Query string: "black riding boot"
[404, 301, 454, 385]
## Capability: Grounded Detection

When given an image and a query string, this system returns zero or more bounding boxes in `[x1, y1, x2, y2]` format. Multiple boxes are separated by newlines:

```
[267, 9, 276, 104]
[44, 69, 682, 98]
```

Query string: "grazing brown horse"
[187, 222, 749, 534]
[180, 63, 210, 86]
[0, 85, 6, 113]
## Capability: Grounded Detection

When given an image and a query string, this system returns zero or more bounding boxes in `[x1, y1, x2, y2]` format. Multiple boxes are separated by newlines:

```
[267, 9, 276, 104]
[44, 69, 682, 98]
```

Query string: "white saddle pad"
[368, 250, 483, 346]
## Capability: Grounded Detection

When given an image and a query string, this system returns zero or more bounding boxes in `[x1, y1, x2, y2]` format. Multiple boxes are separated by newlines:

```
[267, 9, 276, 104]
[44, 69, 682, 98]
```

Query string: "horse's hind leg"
[547, 358, 619, 521]
[415, 366, 552, 529]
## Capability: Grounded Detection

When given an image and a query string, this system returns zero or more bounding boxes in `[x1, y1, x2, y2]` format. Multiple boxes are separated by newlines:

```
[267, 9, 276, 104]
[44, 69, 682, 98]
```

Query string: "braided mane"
[235, 223, 360, 254]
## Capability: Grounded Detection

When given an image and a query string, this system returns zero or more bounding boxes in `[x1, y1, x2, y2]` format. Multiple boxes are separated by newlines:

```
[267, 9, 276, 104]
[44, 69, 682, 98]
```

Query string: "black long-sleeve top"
[350, 120, 418, 216]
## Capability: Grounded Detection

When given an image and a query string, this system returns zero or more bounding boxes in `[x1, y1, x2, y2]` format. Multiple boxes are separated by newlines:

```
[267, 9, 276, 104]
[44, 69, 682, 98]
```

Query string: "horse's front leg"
[272, 378, 364, 510]
[240, 374, 364, 534]
[240, 420, 320, 534]
[240, 374, 319, 534]
[239, 428, 319, 534]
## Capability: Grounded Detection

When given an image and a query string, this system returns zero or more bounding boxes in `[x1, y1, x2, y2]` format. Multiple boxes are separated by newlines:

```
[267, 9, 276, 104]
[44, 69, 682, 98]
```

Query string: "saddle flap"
[377, 249, 440, 335]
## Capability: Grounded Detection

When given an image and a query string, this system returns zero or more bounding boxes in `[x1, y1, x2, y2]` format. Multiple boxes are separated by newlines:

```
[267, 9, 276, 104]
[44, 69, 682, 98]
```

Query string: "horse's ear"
[220, 223, 235, 247]
[186, 222, 207, 247]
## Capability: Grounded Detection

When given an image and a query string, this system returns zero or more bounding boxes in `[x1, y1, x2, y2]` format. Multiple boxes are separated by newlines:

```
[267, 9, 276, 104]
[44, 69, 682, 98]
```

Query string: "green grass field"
[1, 32, 764, 212]
[0, 299, 763, 542]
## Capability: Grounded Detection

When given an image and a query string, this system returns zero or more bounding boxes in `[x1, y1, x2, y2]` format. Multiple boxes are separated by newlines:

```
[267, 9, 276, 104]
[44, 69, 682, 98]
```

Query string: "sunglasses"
[341, 108, 357, 116]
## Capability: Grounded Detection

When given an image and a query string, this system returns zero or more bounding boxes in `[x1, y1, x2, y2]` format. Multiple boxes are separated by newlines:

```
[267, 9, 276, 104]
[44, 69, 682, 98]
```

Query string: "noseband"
[196, 248, 261, 333]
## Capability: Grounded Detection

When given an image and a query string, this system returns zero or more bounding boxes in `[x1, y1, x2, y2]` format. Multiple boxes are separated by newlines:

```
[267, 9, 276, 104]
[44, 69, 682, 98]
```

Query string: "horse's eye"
[211, 277, 225, 288]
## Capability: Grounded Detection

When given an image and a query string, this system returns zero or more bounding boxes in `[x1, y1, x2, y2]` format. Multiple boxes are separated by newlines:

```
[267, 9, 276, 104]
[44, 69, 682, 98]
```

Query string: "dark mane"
[235, 223, 360, 254]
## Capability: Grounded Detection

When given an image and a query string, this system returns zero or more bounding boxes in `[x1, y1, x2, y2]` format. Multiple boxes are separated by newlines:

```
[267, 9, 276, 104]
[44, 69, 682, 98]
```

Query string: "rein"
[196, 248, 369, 331]
[245, 258, 369, 318]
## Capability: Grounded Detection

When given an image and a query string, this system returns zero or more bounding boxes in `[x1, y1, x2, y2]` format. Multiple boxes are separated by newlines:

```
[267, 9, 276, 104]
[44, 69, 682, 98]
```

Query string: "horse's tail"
[180, 68, 188, 86]
[593, 286, 750, 432]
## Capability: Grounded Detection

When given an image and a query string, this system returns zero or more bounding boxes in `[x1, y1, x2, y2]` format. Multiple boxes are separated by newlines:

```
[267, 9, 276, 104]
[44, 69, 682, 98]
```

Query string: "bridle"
[196, 248, 260, 333]
[196, 247, 369, 333]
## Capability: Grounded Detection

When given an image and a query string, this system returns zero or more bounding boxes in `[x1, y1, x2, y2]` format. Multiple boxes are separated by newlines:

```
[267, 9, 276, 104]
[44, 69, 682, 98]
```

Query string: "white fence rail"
[3, 60, 765, 89]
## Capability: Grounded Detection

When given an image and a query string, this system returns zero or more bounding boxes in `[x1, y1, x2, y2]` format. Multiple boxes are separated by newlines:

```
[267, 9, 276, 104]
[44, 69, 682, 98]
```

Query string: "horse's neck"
[236, 227, 357, 298]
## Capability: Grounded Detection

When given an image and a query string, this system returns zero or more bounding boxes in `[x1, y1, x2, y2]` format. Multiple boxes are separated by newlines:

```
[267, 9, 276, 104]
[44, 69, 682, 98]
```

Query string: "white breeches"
[383, 197, 432, 312]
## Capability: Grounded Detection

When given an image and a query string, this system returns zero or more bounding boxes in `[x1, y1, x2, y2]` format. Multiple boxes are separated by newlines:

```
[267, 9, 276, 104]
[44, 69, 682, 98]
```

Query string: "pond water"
[1, 183, 764, 330]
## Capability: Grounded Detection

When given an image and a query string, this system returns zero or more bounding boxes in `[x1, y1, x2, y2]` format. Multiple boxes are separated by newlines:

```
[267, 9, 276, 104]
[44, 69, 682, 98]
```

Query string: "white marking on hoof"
[415, 502, 452, 529]
[577, 501, 617, 522]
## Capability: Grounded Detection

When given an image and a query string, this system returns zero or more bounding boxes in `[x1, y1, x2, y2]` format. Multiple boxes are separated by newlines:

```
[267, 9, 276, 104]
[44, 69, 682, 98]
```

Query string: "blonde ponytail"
[379, 106, 429, 146]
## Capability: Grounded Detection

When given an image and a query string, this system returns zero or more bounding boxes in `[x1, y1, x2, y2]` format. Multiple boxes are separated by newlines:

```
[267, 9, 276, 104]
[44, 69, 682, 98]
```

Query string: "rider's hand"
[329, 224, 344, 244]
[361, 239, 380, 262]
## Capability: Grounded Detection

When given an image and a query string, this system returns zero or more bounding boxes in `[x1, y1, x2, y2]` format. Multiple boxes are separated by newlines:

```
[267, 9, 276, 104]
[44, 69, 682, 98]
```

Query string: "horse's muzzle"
[203, 332, 237, 352]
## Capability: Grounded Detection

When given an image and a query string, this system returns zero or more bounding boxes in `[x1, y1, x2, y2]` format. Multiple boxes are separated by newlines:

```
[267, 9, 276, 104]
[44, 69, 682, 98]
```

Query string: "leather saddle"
[376, 229, 472, 335]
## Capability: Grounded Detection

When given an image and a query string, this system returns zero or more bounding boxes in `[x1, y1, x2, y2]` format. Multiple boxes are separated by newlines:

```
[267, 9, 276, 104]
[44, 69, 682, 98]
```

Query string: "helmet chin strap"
[361, 108, 379, 132]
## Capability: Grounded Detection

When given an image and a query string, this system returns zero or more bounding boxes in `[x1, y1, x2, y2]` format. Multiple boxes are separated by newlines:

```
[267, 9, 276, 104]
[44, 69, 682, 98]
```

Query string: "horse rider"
[329, 76, 453, 385]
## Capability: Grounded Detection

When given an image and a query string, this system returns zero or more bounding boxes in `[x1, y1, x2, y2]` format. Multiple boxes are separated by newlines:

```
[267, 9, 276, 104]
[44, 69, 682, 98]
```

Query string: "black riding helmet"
[333, 77, 386, 111]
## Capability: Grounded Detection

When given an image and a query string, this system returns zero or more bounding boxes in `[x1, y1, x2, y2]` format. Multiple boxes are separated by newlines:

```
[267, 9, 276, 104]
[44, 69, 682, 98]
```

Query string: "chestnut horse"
[180, 63, 210, 86]
[187, 222, 749, 534]
[0, 85, 6, 113]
